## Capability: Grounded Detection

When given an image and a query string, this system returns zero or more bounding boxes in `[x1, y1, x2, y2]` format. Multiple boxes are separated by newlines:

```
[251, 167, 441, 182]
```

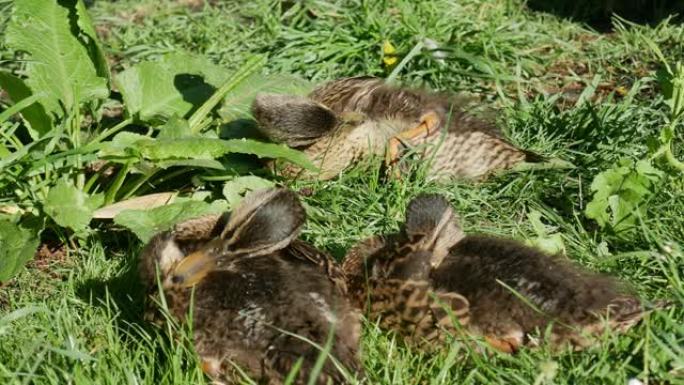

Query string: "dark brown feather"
[431, 234, 645, 350]
[139, 189, 362, 384]
[342, 236, 470, 347]
[343, 193, 655, 353]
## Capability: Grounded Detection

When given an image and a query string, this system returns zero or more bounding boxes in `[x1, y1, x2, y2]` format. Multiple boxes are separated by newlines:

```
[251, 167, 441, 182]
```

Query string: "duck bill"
[165, 249, 216, 289]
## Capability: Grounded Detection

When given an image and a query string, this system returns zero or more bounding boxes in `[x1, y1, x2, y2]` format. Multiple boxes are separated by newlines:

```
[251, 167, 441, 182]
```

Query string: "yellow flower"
[382, 40, 398, 66]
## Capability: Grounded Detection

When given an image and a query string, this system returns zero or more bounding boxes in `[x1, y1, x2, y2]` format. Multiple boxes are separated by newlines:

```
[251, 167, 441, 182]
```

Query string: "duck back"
[432, 235, 640, 346]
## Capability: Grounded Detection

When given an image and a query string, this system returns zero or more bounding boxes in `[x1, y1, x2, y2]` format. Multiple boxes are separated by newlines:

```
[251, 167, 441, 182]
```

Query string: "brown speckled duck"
[252, 76, 544, 181]
[343, 193, 654, 353]
[342, 205, 471, 347]
[139, 188, 362, 384]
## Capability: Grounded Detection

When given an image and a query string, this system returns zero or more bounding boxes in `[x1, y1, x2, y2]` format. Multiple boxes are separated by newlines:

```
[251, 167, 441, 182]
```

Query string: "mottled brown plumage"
[342, 204, 471, 347]
[139, 188, 361, 384]
[252, 76, 541, 181]
[432, 234, 646, 352]
[344, 193, 654, 353]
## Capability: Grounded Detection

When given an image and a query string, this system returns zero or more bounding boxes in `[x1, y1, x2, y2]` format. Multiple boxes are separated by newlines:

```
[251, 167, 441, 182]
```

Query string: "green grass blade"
[188, 55, 267, 133]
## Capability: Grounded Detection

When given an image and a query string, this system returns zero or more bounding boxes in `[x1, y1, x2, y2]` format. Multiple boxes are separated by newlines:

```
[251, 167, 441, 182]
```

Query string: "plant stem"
[0, 93, 45, 124]
[135, 168, 191, 196]
[188, 55, 267, 133]
[104, 162, 131, 205]
[91, 118, 133, 145]
[663, 145, 684, 172]
[653, 116, 684, 173]
[84, 171, 100, 194]
[119, 169, 160, 200]
[387, 40, 425, 84]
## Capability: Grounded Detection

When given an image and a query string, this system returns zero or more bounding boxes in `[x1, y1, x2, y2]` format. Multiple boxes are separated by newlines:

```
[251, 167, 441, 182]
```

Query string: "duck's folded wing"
[365, 278, 470, 345]
[286, 240, 348, 293]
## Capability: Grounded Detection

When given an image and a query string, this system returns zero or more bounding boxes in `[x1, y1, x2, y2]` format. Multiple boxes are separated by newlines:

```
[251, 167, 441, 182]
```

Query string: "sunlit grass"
[1, 0, 682, 384]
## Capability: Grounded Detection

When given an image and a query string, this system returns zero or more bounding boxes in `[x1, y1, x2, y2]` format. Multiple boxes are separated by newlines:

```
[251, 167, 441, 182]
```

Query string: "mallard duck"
[252, 76, 543, 181]
[139, 188, 362, 384]
[342, 212, 470, 347]
[343, 193, 654, 353]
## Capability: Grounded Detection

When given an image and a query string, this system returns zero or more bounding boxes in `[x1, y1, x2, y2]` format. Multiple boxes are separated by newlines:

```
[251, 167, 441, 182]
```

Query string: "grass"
[1, 0, 683, 383]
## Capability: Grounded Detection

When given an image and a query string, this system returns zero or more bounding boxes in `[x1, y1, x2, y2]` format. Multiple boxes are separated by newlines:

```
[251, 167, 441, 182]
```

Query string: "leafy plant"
[5, 0, 109, 121]
[0, 0, 314, 281]
[585, 159, 663, 234]
[584, 37, 682, 237]
[43, 179, 104, 235]
[222, 175, 275, 207]
[524, 210, 566, 255]
[114, 199, 228, 243]
[650, 53, 684, 172]
[0, 219, 40, 282]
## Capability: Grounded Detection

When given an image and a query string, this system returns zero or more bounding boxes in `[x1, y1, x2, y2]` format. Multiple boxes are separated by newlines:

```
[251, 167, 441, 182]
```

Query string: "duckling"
[139, 188, 362, 384]
[138, 212, 229, 325]
[344, 193, 653, 353]
[252, 76, 543, 181]
[342, 224, 470, 347]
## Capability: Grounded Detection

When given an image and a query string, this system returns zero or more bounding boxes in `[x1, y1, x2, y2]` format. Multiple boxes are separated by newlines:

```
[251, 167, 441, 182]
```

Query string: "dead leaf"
[92, 192, 177, 219]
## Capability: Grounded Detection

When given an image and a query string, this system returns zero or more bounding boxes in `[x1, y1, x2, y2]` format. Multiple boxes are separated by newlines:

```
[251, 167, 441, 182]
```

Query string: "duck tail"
[522, 149, 545, 163]
[606, 295, 673, 333]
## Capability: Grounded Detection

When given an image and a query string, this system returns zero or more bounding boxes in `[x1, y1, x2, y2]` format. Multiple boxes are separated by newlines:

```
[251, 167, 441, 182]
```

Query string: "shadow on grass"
[527, 0, 684, 32]
[75, 233, 148, 329]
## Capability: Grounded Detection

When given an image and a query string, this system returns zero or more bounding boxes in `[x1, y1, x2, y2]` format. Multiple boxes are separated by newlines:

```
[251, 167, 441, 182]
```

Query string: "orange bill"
[165, 248, 216, 289]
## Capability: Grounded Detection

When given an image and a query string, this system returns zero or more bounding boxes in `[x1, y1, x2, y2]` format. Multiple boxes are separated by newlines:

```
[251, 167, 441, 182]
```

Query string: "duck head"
[164, 188, 306, 289]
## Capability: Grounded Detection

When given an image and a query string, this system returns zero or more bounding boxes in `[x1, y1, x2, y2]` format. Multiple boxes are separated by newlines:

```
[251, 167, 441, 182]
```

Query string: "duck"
[138, 188, 362, 384]
[252, 76, 545, 182]
[342, 209, 471, 348]
[343, 193, 655, 353]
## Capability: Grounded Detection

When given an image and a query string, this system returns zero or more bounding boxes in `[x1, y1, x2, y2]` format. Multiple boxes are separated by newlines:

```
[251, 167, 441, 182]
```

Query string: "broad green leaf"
[97, 132, 147, 158]
[585, 159, 663, 233]
[6, 0, 108, 117]
[524, 210, 565, 255]
[137, 137, 315, 170]
[607, 194, 638, 231]
[155, 159, 226, 170]
[114, 200, 228, 242]
[158, 115, 192, 139]
[223, 176, 275, 207]
[529, 234, 565, 256]
[585, 198, 610, 228]
[0, 220, 40, 282]
[99, 133, 315, 170]
[218, 74, 313, 121]
[114, 53, 231, 123]
[0, 72, 52, 137]
[74, 0, 111, 83]
[635, 156, 664, 178]
[44, 179, 104, 233]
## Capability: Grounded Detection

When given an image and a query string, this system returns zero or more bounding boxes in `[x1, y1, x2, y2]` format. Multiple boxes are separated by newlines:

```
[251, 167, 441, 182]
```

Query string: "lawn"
[0, 0, 683, 384]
